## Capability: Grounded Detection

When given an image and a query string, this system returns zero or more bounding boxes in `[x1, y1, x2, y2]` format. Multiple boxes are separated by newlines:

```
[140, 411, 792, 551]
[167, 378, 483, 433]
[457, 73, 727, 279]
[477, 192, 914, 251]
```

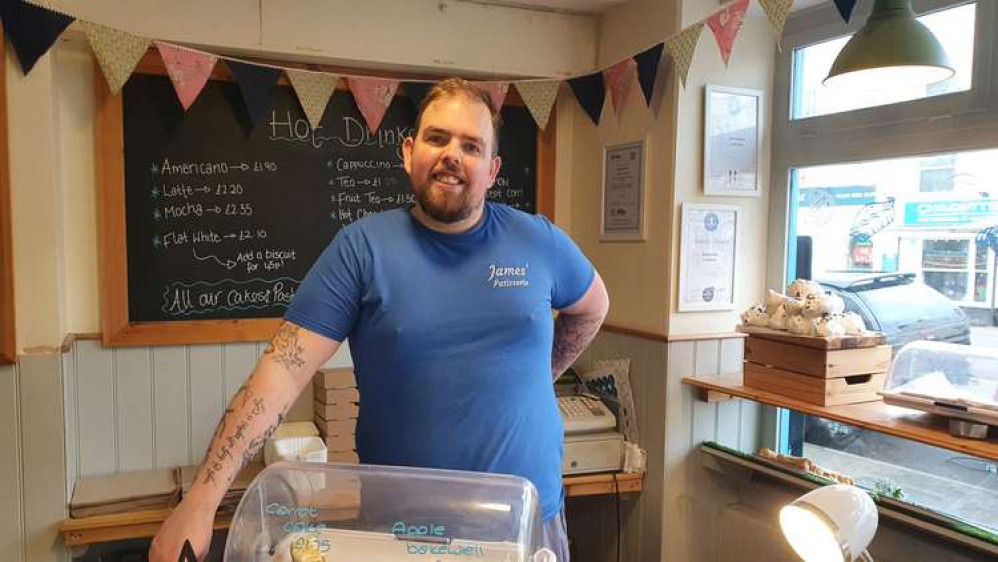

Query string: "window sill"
[699, 442, 998, 555]
[682, 374, 998, 463]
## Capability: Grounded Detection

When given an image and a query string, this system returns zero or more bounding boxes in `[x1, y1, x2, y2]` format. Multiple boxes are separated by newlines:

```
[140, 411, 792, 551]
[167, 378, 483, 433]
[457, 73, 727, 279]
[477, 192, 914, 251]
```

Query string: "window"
[791, 3, 976, 120]
[919, 154, 957, 192]
[772, 0, 998, 535]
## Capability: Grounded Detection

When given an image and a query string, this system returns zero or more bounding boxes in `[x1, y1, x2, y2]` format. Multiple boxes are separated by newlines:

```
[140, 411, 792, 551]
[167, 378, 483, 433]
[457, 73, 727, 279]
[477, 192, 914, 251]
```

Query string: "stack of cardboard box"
[313, 368, 359, 463]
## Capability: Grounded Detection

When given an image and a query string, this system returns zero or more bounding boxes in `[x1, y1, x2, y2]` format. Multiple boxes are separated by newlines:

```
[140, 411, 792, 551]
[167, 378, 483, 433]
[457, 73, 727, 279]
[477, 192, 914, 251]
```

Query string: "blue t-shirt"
[285, 202, 595, 521]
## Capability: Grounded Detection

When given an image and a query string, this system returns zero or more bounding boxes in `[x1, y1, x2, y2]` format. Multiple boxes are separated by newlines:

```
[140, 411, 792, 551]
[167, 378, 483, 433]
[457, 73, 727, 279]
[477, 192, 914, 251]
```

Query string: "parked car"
[817, 272, 971, 352]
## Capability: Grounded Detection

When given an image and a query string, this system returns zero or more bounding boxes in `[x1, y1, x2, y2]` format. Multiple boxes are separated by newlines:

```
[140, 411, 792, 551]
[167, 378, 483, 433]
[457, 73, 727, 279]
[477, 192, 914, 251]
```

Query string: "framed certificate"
[678, 203, 740, 312]
[703, 85, 762, 197]
[600, 140, 645, 241]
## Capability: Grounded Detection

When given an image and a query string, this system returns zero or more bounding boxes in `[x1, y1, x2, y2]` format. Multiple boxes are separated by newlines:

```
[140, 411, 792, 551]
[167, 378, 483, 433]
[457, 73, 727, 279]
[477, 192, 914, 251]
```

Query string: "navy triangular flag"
[567, 72, 605, 125]
[227, 60, 282, 128]
[402, 82, 433, 109]
[634, 42, 665, 107]
[833, 0, 857, 23]
[0, 0, 74, 74]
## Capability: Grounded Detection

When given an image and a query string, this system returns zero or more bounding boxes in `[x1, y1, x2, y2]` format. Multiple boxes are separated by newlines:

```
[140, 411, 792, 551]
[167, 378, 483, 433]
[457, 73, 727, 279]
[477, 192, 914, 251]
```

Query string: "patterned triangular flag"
[156, 42, 217, 110]
[402, 82, 433, 109]
[833, 0, 857, 23]
[603, 59, 637, 117]
[707, 0, 750, 67]
[0, 0, 74, 74]
[287, 69, 338, 129]
[346, 76, 399, 133]
[758, 0, 795, 41]
[515, 80, 559, 130]
[567, 72, 605, 125]
[634, 42, 665, 107]
[476, 81, 510, 109]
[665, 22, 703, 88]
[228, 60, 283, 128]
[82, 22, 150, 94]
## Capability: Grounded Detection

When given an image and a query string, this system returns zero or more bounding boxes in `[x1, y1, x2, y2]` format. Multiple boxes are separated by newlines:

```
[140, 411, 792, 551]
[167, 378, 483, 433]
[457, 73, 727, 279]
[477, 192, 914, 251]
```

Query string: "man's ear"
[489, 155, 502, 184]
[402, 136, 414, 175]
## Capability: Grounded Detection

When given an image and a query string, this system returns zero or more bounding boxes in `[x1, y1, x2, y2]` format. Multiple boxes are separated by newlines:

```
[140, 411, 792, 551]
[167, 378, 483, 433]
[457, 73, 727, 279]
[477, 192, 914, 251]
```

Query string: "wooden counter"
[61, 471, 643, 548]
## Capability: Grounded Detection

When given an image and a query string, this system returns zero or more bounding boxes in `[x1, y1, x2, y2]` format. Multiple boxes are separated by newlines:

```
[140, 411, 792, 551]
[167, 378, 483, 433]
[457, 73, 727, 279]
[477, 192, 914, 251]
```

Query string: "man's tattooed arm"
[263, 322, 308, 372]
[185, 322, 342, 510]
[551, 273, 610, 379]
[552, 313, 604, 378]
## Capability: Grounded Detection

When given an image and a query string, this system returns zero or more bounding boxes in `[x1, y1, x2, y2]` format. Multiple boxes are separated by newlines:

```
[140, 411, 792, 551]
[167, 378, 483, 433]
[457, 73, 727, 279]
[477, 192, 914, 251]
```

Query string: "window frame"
[767, 0, 998, 291]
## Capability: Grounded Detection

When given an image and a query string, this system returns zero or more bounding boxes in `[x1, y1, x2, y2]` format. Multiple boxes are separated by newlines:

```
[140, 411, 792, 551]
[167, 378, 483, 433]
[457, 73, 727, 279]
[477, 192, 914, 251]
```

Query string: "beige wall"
[44, 0, 596, 78]
[668, 1, 774, 335]
[558, 0, 679, 336]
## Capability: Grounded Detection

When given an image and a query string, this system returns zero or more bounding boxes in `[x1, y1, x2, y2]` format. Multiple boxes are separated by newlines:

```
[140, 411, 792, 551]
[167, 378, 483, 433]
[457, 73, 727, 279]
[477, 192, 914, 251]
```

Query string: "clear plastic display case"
[223, 461, 553, 561]
[881, 341, 998, 438]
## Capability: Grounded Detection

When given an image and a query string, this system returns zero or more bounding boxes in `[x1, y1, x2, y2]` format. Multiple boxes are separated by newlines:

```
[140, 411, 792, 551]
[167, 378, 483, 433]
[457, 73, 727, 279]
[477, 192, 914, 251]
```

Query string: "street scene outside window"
[785, 1, 998, 535]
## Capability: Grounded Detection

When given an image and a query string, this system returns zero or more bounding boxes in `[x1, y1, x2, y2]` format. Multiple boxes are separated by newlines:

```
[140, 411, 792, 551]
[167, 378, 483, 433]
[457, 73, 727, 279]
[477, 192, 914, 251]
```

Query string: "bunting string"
[9, 0, 803, 130]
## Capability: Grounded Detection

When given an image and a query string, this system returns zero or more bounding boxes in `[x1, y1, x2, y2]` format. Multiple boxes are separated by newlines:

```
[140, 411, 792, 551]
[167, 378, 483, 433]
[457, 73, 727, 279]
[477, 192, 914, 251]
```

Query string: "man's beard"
[413, 181, 481, 224]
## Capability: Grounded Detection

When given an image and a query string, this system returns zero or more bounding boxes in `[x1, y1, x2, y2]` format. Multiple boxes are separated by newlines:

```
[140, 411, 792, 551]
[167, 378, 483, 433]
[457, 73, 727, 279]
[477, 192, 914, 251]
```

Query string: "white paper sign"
[601, 140, 645, 240]
[678, 203, 740, 311]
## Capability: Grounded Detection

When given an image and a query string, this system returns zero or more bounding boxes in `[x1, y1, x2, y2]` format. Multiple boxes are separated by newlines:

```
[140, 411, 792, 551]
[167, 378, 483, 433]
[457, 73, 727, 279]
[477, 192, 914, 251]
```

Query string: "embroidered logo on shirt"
[487, 263, 530, 288]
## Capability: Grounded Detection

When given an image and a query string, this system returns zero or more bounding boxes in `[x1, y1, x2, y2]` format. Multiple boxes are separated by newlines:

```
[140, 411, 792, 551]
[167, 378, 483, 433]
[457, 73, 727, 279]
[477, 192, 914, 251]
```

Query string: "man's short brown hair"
[413, 77, 503, 156]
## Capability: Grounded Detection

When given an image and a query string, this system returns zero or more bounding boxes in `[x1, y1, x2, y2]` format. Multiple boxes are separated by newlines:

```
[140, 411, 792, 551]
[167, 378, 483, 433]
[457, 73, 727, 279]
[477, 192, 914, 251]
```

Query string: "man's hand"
[148, 496, 214, 562]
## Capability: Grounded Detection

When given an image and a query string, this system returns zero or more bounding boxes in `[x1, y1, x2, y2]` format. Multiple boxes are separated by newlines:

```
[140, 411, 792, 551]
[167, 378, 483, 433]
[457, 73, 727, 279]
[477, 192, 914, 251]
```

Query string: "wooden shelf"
[60, 471, 642, 547]
[683, 374, 998, 463]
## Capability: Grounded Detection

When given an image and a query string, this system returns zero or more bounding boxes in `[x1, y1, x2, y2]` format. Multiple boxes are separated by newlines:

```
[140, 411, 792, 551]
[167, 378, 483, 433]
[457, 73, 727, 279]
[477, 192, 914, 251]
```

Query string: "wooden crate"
[743, 362, 885, 406]
[745, 336, 891, 378]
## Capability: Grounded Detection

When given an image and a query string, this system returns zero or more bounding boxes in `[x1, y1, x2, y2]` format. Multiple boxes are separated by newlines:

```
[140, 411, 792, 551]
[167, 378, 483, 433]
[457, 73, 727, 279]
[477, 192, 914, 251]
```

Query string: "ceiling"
[465, 0, 827, 16]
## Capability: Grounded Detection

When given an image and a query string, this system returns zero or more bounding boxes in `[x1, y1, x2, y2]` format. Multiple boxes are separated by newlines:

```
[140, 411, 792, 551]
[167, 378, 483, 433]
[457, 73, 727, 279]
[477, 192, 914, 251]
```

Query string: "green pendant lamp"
[824, 0, 955, 89]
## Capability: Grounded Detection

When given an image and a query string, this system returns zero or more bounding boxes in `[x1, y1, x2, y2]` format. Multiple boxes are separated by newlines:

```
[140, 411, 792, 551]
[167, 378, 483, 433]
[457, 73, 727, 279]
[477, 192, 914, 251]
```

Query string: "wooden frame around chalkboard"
[97, 51, 557, 346]
[0, 30, 15, 363]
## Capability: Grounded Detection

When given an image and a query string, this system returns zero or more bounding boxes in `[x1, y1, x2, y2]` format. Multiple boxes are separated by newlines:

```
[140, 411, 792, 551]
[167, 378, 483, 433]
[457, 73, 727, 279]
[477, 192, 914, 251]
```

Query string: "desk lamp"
[779, 484, 879, 562]
[824, 0, 954, 89]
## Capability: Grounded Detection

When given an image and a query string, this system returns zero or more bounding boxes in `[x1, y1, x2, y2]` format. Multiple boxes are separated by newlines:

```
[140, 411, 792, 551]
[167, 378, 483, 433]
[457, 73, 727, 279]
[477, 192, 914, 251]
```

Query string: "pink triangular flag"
[707, 0, 750, 66]
[156, 41, 217, 110]
[476, 81, 509, 109]
[603, 59, 637, 117]
[346, 76, 400, 133]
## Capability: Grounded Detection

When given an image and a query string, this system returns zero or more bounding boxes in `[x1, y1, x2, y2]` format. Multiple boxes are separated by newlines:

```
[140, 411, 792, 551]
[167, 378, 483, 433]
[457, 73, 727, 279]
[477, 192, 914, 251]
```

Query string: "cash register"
[557, 394, 625, 475]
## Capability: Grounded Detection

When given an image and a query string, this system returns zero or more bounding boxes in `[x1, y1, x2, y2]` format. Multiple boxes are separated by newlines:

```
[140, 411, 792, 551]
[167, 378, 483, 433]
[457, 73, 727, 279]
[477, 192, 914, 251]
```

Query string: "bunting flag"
[476, 81, 509, 109]
[157, 42, 217, 110]
[567, 72, 605, 125]
[707, 0, 750, 67]
[634, 42, 666, 107]
[0, 0, 74, 74]
[603, 58, 636, 117]
[228, 60, 283, 128]
[287, 69, 338, 129]
[402, 81, 433, 109]
[758, 0, 795, 41]
[81, 22, 150, 94]
[665, 22, 703, 87]
[515, 80, 559, 130]
[833, 0, 857, 23]
[346, 76, 400, 133]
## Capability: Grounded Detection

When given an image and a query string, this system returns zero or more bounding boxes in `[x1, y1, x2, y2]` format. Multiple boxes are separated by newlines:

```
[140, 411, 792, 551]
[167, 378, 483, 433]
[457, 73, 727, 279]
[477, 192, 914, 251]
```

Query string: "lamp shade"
[779, 484, 878, 562]
[824, 0, 954, 89]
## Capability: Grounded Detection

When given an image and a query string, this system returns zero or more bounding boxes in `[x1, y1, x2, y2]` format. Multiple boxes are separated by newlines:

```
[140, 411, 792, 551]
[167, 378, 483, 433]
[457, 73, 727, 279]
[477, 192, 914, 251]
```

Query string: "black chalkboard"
[122, 74, 537, 323]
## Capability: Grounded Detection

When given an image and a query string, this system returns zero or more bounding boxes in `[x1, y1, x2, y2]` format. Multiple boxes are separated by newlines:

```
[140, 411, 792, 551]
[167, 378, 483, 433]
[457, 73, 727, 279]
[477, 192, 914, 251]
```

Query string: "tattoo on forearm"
[197, 383, 291, 489]
[551, 314, 603, 378]
[264, 323, 307, 371]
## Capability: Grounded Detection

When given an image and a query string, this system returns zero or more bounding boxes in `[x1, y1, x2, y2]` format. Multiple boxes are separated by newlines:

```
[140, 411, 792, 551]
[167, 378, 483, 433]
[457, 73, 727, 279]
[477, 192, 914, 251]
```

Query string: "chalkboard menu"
[120, 73, 538, 326]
